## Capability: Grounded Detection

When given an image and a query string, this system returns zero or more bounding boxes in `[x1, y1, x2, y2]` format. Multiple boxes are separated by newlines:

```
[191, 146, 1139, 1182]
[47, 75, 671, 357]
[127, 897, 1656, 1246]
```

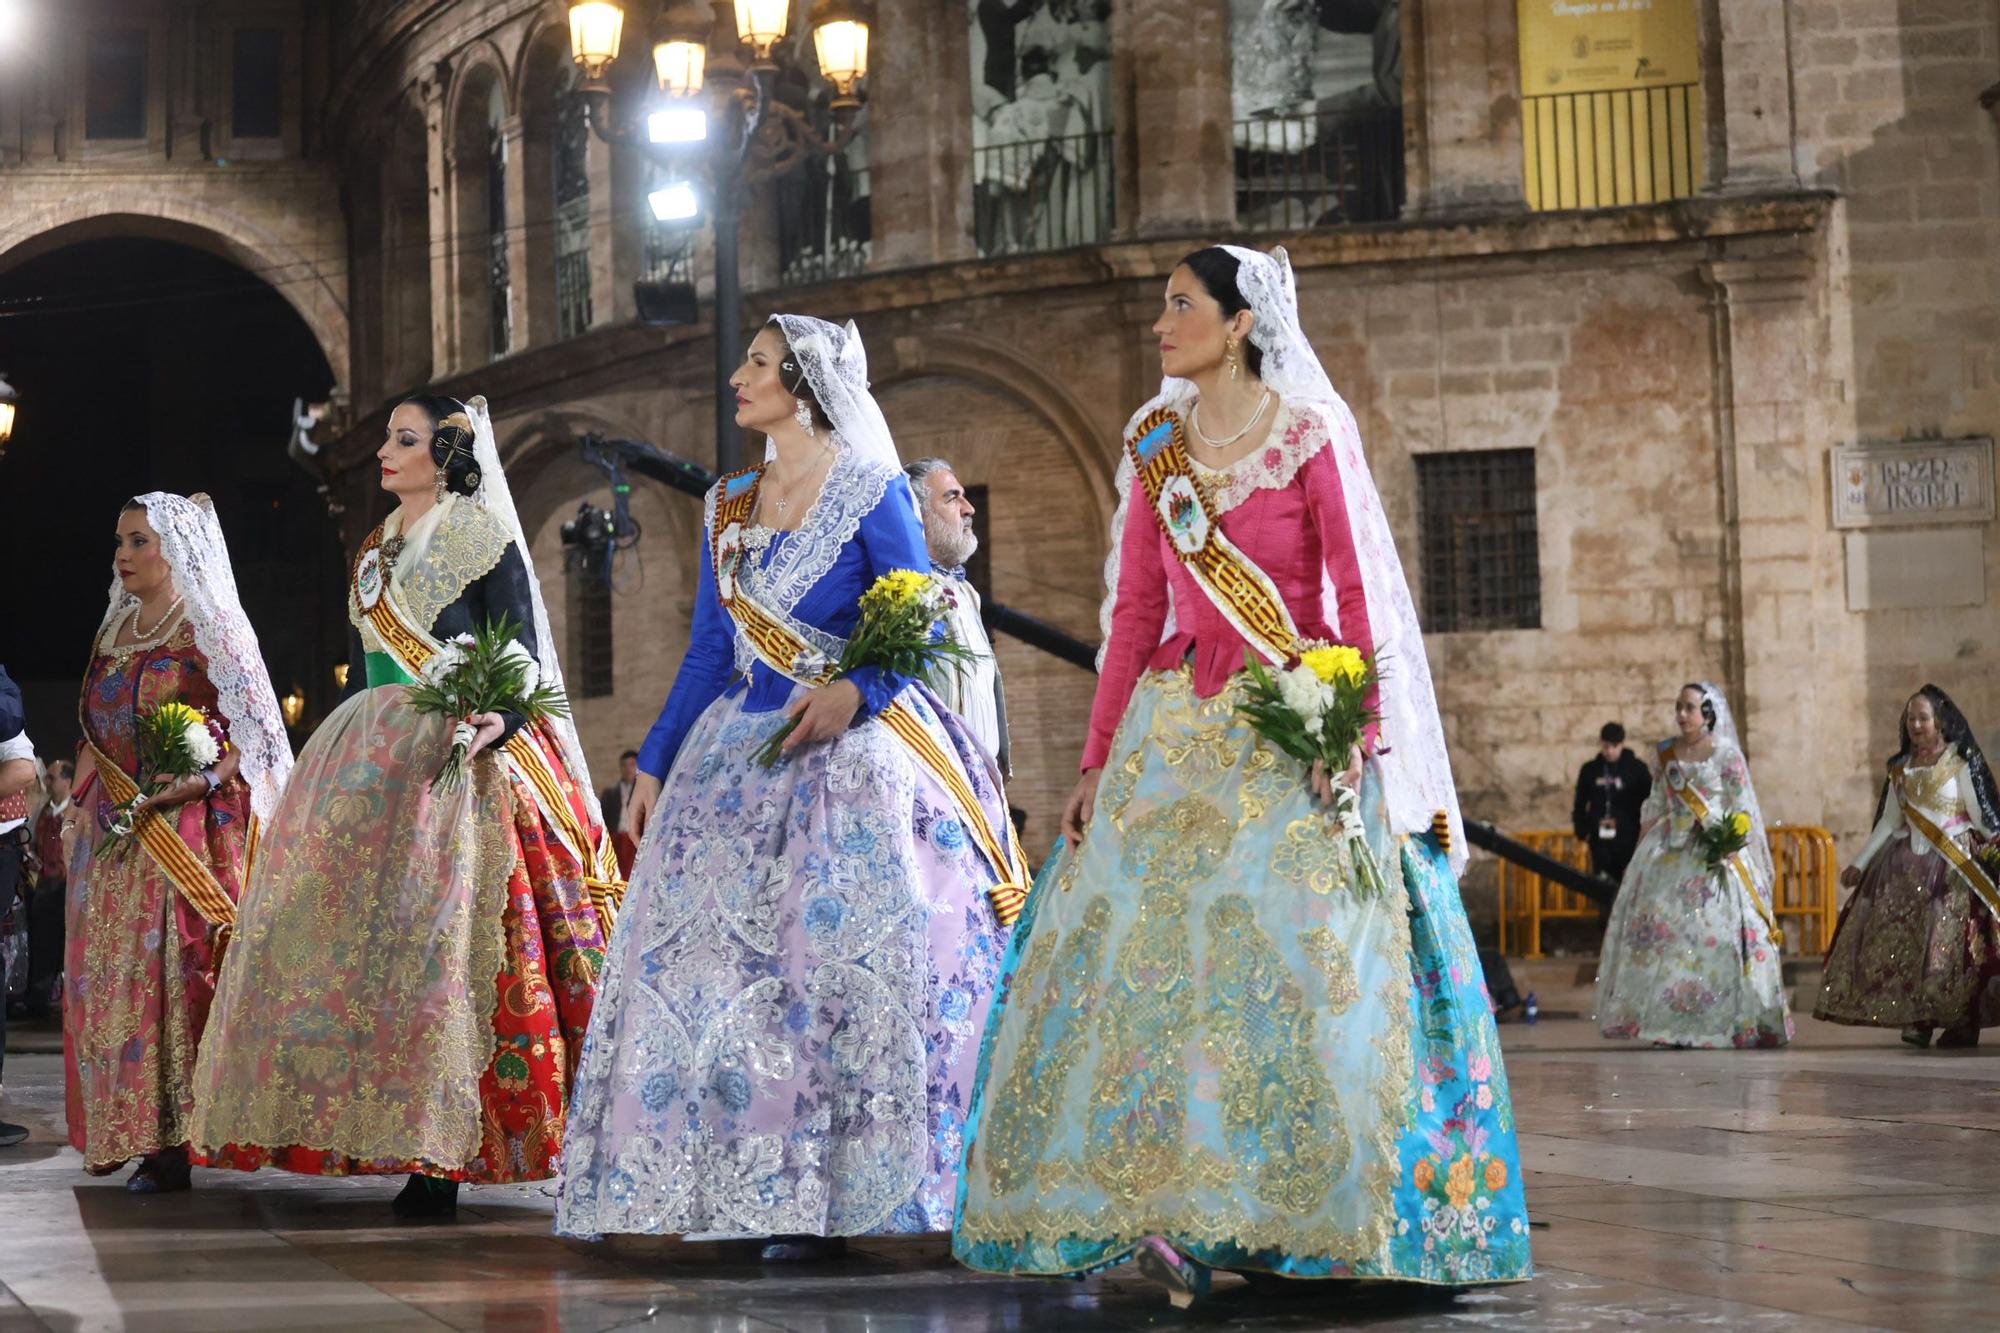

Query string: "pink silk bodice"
[1084, 402, 1375, 772]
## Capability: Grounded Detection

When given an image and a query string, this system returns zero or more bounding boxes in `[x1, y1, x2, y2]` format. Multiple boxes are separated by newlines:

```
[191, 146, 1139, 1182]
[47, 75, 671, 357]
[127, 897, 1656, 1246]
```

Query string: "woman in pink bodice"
[952, 245, 1531, 1303]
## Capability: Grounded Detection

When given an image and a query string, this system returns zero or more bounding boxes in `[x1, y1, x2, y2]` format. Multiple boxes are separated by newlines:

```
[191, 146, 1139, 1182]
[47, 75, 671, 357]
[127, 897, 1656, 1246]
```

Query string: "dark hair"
[764, 319, 832, 432]
[48, 759, 74, 781]
[1878, 684, 2000, 829]
[620, 749, 639, 762]
[1599, 722, 1626, 746]
[121, 496, 148, 514]
[1177, 247, 1265, 379]
[1680, 683, 1717, 732]
[398, 393, 481, 497]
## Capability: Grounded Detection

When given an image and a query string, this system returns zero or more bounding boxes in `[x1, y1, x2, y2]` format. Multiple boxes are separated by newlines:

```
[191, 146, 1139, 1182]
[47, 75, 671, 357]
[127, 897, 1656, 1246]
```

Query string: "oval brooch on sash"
[1665, 762, 1687, 791]
[1157, 475, 1211, 556]
[715, 522, 745, 602]
[356, 547, 385, 610]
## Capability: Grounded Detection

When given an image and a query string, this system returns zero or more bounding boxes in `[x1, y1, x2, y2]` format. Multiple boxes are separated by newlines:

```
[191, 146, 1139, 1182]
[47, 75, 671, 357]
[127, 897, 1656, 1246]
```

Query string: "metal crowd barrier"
[1495, 826, 1841, 959]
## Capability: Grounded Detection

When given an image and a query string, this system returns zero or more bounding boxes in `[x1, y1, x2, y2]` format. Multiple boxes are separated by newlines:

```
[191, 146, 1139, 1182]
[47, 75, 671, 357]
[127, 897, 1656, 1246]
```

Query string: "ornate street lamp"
[0, 374, 17, 462]
[567, 0, 872, 474]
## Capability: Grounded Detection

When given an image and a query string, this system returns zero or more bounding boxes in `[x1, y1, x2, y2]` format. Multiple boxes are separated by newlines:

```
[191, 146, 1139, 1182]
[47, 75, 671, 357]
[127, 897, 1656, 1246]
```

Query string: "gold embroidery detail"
[1237, 745, 1294, 826]
[1204, 894, 1348, 1215]
[1102, 745, 1145, 832]
[1272, 816, 1346, 895]
[1298, 926, 1360, 1014]
[978, 897, 1113, 1196]
[352, 502, 512, 638]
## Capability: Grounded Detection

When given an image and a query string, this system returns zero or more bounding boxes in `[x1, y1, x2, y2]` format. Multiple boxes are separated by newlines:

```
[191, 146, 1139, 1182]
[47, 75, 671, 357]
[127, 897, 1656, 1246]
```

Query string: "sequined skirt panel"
[554, 682, 1010, 1239]
[951, 668, 1531, 1284]
[1815, 838, 2000, 1030]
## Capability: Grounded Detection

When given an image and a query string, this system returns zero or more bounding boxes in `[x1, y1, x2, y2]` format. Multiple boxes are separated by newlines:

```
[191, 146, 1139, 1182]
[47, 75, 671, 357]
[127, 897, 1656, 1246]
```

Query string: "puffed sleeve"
[1850, 775, 1903, 873]
[638, 526, 736, 781]
[840, 474, 931, 722]
[1082, 474, 1171, 772]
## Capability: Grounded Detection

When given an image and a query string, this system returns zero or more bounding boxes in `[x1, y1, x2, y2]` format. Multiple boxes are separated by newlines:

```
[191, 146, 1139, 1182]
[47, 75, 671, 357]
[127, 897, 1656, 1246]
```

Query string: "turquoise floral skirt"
[952, 668, 1532, 1284]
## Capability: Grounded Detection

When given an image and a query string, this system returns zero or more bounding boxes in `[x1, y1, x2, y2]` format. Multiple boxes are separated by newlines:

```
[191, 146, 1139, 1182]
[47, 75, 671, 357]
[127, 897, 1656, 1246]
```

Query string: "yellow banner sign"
[1517, 0, 1701, 95]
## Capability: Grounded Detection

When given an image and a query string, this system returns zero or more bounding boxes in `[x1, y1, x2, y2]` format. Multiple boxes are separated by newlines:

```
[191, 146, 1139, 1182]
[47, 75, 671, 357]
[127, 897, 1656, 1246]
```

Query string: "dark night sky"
[0, 236, 343, 760]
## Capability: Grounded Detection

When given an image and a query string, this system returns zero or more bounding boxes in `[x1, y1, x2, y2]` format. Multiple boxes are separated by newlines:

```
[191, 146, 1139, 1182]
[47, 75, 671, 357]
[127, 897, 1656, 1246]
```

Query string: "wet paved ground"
[3, 997, 1995, 1331]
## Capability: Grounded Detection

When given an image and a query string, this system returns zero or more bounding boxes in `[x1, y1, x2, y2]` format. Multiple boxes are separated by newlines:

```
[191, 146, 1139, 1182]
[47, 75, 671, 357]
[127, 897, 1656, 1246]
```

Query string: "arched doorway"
[0, 235, 342, 755]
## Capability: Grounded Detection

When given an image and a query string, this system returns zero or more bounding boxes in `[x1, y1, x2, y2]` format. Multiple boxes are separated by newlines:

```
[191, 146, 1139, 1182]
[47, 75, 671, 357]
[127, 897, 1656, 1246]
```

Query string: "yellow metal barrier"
[1495, 827, 1841, 959]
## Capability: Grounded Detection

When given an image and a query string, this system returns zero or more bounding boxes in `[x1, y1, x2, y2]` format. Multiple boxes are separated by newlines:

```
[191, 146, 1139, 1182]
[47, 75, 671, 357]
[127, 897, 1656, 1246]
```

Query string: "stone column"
[1698, 253, 1829, 824]
[422, 63, 456, 378]
[1704, 0, 1799, 194]
[867, 0, 976, 267]
[1110, 0, 1234, 237]
[1402, 0, 1524, 216]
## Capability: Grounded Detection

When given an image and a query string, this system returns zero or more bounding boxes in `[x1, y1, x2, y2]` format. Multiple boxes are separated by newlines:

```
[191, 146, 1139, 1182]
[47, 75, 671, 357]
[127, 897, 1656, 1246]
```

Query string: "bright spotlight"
[648, 182, 699, 222]
[647, 104, 708, 144]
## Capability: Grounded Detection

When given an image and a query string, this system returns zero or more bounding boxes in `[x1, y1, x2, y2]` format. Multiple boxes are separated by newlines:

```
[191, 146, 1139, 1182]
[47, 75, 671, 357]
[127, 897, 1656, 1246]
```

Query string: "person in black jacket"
[1573, 721, 1653, 889]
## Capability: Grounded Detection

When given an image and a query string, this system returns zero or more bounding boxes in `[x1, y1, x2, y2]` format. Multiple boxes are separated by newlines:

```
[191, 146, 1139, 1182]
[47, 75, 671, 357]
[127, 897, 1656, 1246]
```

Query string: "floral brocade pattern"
[1596, 742, 1792, 1049]
[554, 682, 1009, 1239]
[953, 668, 1530, 1284]
[66, 624, 250, 1170]
[191, 694, 608, 1181]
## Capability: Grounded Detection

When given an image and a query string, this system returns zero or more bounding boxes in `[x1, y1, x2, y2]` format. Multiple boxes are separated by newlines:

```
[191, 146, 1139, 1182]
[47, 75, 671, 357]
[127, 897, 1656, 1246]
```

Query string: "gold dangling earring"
[1225, 336, 1240, 382]
[794, 397, 816, 438]
[434, 467, 447, 503]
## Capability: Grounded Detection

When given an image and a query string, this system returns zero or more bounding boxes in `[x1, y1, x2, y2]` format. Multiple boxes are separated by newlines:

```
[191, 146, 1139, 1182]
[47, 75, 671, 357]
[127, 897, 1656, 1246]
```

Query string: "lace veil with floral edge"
[97, 492, 295, 824]
[1097, 244, 1467, 870]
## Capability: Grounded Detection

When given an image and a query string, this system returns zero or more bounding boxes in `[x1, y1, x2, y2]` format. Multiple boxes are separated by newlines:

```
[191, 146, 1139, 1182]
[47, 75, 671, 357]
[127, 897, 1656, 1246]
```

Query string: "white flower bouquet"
[401, 615, 569, 792]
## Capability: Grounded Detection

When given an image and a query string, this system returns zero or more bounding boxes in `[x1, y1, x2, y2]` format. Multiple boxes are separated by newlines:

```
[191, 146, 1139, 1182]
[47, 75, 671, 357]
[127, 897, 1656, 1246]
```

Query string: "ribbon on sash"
[353, 526, 626, 942]
[707, 466, 1032, 927]
[83, 739, 239, 948]
[1124, 407, 1300, 668]
[1891, 758, 2000, 922]
[1660, 742, 1783, 955]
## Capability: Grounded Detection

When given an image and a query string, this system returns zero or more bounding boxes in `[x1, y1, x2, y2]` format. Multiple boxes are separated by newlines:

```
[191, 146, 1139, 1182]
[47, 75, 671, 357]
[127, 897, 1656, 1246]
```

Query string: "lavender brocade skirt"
[554, 681, 1010, 1238]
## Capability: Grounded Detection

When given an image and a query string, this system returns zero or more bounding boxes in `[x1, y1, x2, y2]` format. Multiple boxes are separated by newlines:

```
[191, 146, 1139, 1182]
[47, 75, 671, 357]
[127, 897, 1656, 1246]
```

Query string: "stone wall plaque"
[1831, 438, 1994, 529]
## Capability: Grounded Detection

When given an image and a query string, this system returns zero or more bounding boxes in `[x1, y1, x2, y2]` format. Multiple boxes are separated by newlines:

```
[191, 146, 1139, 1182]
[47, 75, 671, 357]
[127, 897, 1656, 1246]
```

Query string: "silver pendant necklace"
[1191, 388, 1273, 449]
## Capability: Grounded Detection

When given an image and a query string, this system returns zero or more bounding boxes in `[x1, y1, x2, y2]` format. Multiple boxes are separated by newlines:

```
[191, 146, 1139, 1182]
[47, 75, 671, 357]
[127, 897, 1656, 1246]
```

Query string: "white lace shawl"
[703, 445, 899, 676]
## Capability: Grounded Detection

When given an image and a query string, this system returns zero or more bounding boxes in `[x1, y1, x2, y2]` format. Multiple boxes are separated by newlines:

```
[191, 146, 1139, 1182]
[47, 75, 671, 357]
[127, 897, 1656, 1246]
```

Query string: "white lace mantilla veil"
[1692, 681, 1777, 888]
[765, 315, 902, 473]
[463, 396, 606, 827]
[97, 493, 294, 824]
[1097, 243, 1467, 870]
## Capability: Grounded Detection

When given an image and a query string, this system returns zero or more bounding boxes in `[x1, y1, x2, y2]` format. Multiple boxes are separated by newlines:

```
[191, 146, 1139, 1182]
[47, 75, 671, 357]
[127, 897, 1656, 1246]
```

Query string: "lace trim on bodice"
[1898, 751, 1973, 834]
[1189, 399, 1330, 515]
[94, 602, 191, 663]
[351, 502, 512, 642]
[704, 446, 893, 678]
[1659, 742, 1737, 832]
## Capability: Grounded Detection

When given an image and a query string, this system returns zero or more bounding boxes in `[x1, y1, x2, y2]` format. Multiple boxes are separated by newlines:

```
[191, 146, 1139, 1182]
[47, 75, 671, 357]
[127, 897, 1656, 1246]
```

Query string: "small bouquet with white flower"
[97, 698, 230, 854]
[1237, 641, 1390, 899]
[753, 568, 981, 768]
[401, 614, 569, 792]
[1694, 810, 1754, 870]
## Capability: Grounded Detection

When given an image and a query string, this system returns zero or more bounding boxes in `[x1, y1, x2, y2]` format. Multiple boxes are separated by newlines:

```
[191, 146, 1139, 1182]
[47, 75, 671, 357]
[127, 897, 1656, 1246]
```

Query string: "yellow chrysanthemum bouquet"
[1694, 809, 1755, 870]
[754, 568, 980, 767]
[1238, 640, 1389, 897]
[98, 697, 230, 854]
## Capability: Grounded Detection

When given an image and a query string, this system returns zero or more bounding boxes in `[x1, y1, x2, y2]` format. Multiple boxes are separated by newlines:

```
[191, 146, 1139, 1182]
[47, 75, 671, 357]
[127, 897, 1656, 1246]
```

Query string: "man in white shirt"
[0, 664, 36, 1147]
[904, 458, 1009, 776]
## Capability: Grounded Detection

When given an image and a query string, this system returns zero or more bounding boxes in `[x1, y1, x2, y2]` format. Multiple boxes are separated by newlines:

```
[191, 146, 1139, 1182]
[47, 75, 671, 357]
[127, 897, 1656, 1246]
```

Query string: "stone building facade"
[4, 0, 1997, 922]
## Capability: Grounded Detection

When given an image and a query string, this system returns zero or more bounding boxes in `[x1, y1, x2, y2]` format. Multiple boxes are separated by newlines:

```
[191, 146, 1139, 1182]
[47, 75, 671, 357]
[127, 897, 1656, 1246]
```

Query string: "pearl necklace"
[1190, 389, 1273, 450]
[133, 595, 184, 638]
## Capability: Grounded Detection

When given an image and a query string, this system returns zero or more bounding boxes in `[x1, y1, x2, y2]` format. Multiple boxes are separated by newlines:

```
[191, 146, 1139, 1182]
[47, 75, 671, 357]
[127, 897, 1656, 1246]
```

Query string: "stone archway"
[0, 201, 350, 387]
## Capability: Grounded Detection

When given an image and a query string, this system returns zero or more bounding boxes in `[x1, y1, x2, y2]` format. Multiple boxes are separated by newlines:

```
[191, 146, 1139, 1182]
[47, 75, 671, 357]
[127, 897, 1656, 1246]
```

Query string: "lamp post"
[0, 373, 17, 462]
[568, 0, 872, 476]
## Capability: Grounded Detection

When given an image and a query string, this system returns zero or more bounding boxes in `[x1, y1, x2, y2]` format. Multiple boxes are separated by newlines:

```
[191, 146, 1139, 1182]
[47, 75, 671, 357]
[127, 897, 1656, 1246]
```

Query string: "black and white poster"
[969, 1, 1114, 255]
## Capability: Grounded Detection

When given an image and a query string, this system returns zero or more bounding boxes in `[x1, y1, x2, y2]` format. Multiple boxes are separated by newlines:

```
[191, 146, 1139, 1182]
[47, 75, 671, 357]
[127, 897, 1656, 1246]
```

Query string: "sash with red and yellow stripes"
[1660, 743, 1783, 953]
[355, 526, 625, 940]
[84, 739, 240, 946]
[1125, 407, 1300, 668]
[1891, 757, 2000, 923]
[707, 466, 1032, 926]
